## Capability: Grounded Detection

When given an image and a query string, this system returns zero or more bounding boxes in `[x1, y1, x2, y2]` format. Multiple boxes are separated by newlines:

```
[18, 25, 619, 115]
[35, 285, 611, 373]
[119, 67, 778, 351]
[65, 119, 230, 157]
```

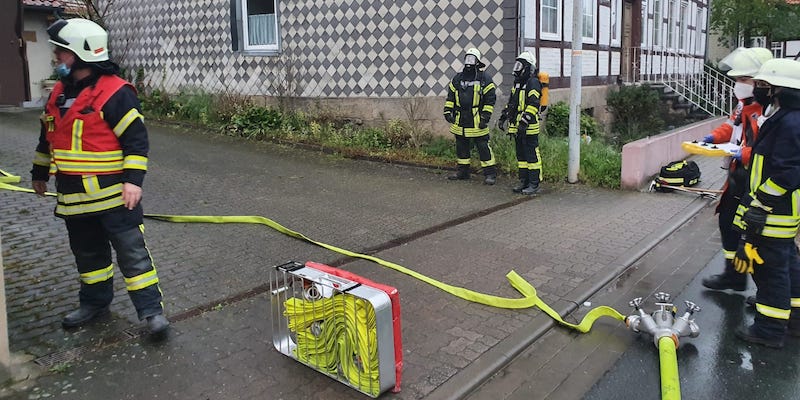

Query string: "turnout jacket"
[733, 106, 800, 241]
[32, 73, 148, 218]
[505, 76, 542, 135]
[444, 69, 496, 137]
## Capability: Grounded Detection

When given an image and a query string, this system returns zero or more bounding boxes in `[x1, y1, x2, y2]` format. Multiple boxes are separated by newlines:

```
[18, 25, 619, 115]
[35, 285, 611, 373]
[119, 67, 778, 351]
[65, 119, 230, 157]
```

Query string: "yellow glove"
[733, 242, 764, 274]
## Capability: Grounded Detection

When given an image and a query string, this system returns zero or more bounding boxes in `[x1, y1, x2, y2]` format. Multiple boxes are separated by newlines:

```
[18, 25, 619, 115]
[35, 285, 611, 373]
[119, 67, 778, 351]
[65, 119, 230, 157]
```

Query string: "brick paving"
[0, 109, 726, 399]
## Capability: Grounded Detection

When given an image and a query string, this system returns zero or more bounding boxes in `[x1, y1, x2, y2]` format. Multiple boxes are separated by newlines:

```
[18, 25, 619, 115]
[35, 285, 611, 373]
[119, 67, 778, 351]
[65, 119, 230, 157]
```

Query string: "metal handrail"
[622, 47, 734, 116]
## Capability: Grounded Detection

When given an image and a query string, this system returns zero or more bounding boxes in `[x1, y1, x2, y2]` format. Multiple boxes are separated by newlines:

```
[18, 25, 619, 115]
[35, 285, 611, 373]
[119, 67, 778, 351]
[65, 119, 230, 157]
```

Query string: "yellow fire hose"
[658, 336, 681, 400]
[3, 168, 696, 400]
[0, 170, 623, 331]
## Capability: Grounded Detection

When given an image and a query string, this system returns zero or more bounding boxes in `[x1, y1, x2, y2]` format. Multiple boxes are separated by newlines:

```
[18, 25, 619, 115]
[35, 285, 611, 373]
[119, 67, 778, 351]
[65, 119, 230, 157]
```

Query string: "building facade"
[38, 1, 709, 125]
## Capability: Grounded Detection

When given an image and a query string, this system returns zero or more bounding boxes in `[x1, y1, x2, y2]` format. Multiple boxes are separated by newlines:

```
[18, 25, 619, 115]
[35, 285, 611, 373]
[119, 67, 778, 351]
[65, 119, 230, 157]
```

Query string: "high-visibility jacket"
[33, 74, 148, 218]
[733, 107, 800, 241]
[506, 76, 542, 135]
[444, 70, 496, 137]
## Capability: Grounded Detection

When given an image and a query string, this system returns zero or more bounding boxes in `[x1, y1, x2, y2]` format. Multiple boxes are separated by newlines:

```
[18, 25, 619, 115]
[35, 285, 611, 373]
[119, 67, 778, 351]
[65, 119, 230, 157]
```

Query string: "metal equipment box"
[270, 261, 401, 397]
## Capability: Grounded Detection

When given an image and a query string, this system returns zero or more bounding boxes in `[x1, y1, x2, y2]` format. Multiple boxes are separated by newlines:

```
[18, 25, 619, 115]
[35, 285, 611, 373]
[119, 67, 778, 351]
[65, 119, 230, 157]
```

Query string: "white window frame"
[666, 0, 675, 49]
[582, 0, 596, 43]
[653, 0, 662, 47]
[540, 0, 561, 40]
[241, 0, 280, 52]
[695, 7, 703, 53]
[641, 0, 647, 45]
[678, 1, 687, 51]
[611, 0, 622, 46]
[771, 41, 783, 59]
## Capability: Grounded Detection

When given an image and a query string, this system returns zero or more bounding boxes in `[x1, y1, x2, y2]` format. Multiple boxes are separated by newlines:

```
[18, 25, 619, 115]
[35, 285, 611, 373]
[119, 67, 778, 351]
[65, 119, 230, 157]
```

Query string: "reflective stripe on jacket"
[733, 108, 800, 241]
[444, 70, 496, 137]
[508, 76, 542, 135]
[45, 75, 130, 175]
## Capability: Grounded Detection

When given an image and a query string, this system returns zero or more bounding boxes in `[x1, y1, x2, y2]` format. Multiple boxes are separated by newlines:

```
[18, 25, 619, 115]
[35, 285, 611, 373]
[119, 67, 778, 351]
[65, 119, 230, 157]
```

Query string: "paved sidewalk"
[0, 109, 726, 399]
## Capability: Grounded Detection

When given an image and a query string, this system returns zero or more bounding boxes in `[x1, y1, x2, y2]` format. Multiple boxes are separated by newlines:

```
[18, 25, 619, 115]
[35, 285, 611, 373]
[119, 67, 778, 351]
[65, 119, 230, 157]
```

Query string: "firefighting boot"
[701, 263, 747, 291]
[448, 165, 470, 180]
[735, 324, 785, 348]
[512, 169, 529, 193]
[62, 305, 111, 329]
[146, 314, 170, 336]
[521, 170, 540, 195]
[483, 165, 497, 185]
[789, 314, 800, 338]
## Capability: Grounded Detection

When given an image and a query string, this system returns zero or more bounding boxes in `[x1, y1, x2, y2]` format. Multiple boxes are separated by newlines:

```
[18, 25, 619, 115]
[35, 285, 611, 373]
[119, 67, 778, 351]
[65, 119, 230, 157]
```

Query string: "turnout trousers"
[717, 190, 748, 284]
[750, 239, 800, 340]
[454, 134, 497, 176]
[65, 206, 164, 320]
[514, 132, 541, 184]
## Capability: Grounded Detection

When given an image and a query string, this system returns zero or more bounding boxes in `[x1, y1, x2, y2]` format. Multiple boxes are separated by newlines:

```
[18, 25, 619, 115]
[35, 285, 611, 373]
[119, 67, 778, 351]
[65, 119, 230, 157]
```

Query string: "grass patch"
[140, 90, 621, 188]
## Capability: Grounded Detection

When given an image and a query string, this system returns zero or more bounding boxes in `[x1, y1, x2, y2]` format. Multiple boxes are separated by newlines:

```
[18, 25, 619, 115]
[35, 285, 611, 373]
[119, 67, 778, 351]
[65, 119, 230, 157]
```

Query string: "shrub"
[606, 85, 664, 146]
[490, 130, 620, 187]
[543, 101, 601, 138]
[141, 88, 177, 118]
[227, 105, 283, 139]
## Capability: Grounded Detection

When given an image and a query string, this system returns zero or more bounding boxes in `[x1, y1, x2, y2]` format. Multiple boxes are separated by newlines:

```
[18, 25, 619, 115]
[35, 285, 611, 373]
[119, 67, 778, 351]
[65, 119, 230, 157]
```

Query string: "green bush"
[227, 105, 283, 139]
[606, 85, 664, 146]
[139, 91, 622, 188]
[141, 89, 177, 117]
[490, 131, 620, 188]
[543, 101, 600, 137]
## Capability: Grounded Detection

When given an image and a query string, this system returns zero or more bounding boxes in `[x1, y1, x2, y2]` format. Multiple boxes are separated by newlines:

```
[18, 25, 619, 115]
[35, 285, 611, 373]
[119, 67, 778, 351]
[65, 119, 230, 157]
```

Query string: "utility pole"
[568, 0, 584, 183]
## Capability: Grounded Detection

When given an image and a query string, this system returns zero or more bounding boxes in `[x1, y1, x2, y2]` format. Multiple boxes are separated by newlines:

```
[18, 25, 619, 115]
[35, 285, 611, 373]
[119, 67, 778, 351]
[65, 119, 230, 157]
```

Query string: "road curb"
[426, 195, 714, 400]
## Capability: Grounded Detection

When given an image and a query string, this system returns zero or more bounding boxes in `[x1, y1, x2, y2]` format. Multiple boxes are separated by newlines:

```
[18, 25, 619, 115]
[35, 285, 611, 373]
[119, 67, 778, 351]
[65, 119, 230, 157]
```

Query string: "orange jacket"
[709, 100, 763, 167]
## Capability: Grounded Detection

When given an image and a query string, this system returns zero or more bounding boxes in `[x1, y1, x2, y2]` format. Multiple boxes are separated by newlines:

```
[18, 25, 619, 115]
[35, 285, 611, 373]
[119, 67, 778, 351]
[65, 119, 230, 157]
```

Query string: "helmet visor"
[464, 54, 477, 66]
[47, 19, 70, 46]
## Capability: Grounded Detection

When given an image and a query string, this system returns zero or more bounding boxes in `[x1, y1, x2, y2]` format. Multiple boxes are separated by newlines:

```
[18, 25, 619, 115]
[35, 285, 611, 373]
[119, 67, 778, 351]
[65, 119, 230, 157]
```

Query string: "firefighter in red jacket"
[31, 18, 169, 336]
[701, 47, 773, 293]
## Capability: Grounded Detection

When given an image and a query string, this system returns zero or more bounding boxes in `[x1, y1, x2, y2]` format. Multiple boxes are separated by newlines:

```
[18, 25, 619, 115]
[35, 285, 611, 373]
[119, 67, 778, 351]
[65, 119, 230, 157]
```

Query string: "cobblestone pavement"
[0, 109, 725, 399]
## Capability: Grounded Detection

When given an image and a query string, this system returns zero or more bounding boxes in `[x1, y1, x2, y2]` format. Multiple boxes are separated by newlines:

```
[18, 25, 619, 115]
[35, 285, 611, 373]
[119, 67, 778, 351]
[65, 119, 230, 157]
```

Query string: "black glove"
[479, 112, 490, 129]
[742, 204, 768, 236]
[517, 121, 528, 133]
[444, 111, 455, 124]
[497, 109, 508, 131]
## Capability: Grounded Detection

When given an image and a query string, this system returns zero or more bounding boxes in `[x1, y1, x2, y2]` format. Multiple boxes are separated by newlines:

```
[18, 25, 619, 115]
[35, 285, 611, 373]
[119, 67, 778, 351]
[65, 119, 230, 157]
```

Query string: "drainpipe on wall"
[518, 0, 525, 54]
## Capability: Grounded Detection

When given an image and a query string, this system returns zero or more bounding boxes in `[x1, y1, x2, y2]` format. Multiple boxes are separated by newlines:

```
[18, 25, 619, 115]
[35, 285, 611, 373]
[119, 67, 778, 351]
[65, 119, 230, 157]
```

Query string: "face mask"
[464, 54, 477, 68]
[753, 86, 770, 106]
[733, 82, 754, 100]
[55, 63, 71, 78]
[513, 61, 524, 77]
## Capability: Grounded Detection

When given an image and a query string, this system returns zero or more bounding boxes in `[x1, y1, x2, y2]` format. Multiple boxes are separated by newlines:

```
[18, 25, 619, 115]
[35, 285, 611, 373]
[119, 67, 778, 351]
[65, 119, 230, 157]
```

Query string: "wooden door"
[0, 1, 29, 106]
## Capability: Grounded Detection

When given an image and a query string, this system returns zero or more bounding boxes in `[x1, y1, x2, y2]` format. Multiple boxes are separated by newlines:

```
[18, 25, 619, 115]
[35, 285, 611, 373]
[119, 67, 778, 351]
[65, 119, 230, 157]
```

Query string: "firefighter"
[31, 18, 169, 336]
[497, 51, 543, 195]
[730, 58, 800, 348]
[701, 47, 773, 293]
[443, 48, 498, 185]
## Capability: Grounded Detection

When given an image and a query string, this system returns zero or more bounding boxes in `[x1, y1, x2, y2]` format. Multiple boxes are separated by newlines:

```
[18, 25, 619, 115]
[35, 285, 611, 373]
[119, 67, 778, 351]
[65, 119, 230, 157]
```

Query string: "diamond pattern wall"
[106, 0, 508, 99]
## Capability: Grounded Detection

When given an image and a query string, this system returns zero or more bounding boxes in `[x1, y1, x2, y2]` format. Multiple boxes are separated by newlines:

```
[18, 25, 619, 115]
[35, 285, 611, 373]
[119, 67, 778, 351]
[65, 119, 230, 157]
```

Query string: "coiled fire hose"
[284, 294, 380, 395]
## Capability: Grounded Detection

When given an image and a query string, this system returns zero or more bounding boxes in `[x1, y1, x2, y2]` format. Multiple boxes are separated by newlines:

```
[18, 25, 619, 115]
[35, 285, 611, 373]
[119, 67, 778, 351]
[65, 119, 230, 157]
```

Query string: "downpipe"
[625, 292, 701, 400]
